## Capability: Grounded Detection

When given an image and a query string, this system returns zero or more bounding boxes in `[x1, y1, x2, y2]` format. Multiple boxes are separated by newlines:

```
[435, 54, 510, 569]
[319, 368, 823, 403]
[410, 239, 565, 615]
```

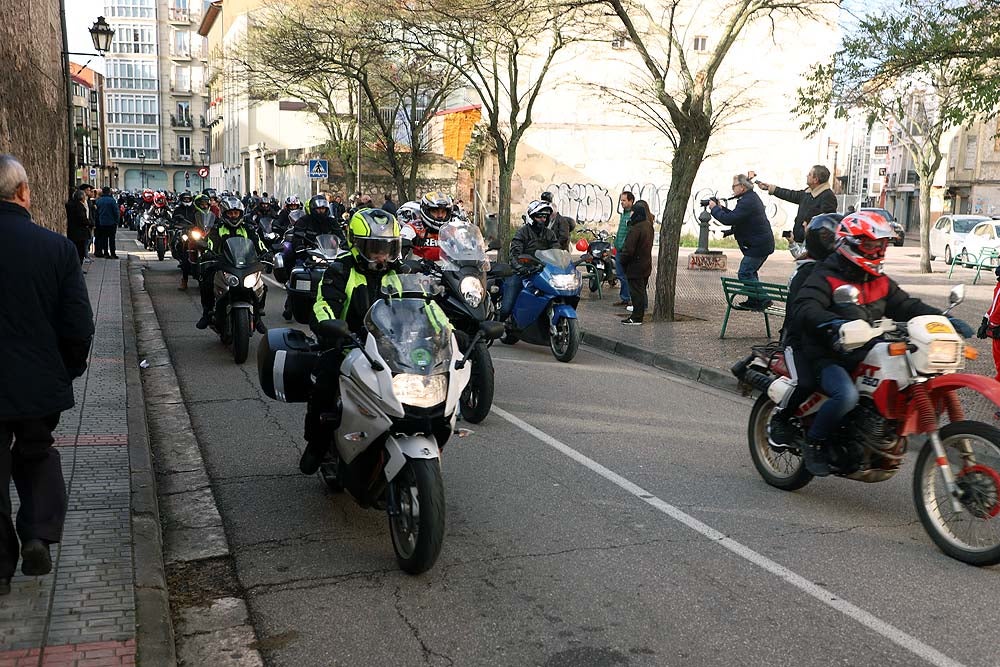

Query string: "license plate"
[295, 280, 312, 291]
[595, 261, 604, 268]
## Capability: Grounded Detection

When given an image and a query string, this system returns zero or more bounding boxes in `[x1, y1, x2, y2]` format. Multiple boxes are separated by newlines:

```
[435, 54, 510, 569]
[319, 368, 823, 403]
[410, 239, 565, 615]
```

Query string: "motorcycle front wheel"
[914, 420, 1000, 566]
[156, 239, 166, 261]
[748, 393, 812, 491]
[460, 342, 494, 424]
[231, 309, 250, 364]
[549, 316, 580, 363]
[388, 458, 445, 575]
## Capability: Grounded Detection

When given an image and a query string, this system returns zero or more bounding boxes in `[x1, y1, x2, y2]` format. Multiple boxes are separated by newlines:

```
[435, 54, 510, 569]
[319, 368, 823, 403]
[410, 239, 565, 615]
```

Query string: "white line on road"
[491, 405, 964, 667]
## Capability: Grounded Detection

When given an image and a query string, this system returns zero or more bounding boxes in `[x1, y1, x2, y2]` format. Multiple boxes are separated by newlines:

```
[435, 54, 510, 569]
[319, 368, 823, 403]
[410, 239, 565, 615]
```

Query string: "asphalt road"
[134, 237, 1000, 667]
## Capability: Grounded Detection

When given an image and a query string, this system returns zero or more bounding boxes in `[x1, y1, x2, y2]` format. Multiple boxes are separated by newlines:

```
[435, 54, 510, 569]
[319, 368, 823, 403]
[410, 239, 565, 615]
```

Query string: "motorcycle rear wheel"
[914, 420, 1000, 566]
[748, 393, 812, 491]
[388, 458, 445, 575]
[460, 342, 494, 424]
[232, 309, 250, 364]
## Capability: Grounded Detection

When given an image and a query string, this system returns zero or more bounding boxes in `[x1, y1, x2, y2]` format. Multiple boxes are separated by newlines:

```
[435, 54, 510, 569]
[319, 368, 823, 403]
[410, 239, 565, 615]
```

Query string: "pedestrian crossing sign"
[308, 159, 328, 180]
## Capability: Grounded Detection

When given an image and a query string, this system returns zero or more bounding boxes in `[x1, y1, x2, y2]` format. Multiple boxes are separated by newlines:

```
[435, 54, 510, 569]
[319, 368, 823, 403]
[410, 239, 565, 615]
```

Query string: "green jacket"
[614, 209, 632, 251]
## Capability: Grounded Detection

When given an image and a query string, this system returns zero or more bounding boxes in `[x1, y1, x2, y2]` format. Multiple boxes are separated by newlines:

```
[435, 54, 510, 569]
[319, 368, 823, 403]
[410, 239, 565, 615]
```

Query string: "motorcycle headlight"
[927, 340, 961, 366]
[156, 225, 165, 233]
[191, 229, 203, 240]
[181, 233, 189, 241]
[551, 272, 581, 291]
[243, 272, 262, 289]
[391, 374, 448, 408]
[460, 276, 484, 307]
[223, 272, 240, 287]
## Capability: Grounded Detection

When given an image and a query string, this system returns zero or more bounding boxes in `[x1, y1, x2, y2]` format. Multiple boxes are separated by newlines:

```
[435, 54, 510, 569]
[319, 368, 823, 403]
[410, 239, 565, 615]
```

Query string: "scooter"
[575, 229, 617, 293]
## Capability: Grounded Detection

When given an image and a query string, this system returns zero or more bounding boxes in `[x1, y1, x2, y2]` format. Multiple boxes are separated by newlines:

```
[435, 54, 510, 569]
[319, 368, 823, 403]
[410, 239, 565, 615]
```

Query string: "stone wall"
[0, 0, 69, 233]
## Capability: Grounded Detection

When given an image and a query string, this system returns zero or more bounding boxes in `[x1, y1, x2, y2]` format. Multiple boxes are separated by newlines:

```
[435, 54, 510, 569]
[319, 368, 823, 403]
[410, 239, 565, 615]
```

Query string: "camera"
[699, 198, 712, 207]
[781, 230, 792, 240]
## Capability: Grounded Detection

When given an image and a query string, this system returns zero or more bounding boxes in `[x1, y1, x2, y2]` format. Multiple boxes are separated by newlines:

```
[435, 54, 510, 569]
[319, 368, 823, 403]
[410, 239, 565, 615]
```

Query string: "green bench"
[948, 247, 999, 285]
[720, 277, 789, 339]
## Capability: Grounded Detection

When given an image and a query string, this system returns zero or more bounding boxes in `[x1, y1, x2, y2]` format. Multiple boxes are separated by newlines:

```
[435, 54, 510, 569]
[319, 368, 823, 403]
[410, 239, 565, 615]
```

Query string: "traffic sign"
[197, 167, 209, 178]
[184, 170, 190, 177]
[308, 159, 328, 180]
[89, 167, 97, 178]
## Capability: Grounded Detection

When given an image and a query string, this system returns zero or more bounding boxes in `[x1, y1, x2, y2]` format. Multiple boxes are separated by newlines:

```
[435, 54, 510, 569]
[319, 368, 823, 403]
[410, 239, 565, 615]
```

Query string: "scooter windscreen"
[221, 236, 259, 269]
[438, 222, 489, 271]
[364, 298, 452, 375]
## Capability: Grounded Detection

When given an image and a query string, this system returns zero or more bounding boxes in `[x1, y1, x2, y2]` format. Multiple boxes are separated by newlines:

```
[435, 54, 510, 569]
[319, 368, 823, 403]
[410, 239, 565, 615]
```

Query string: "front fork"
[927, 430, 967, 513]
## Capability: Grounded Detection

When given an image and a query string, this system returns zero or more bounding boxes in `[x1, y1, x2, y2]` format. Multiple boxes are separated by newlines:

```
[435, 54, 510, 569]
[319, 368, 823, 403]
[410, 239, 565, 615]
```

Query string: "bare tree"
[600, 0, 834, 321]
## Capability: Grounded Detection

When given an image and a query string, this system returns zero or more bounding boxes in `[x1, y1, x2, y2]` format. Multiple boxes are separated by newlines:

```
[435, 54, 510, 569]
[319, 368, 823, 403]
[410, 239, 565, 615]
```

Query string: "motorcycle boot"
[801, 436, 831, 477]
[827, 440, 864, 475]
[767, 410, 801, 451]
[196, 310, 212, 329]
[299, 440, 328, 475]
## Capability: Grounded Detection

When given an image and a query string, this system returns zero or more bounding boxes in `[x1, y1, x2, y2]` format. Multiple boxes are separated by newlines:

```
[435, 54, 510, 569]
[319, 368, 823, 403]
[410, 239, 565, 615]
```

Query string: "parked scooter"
[575, 229, 618, 293]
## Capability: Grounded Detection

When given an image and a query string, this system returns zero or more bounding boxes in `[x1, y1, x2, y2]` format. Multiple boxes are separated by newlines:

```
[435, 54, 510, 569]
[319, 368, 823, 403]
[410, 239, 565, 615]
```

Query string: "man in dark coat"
[94, 186, 121, 258]
[0, 155, 94, 594]
[710, 173, 775, 309]
[618, 200, 653, 325]
[381, 193, 398, 216]
[756, 165, 838, 243]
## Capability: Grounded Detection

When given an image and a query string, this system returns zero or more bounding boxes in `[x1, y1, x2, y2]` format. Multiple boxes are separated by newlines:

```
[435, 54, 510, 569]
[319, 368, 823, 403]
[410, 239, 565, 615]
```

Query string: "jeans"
[806, 364, 859, 441]
[614, 256, 631, 302]
[738, 255, 767, 282]
[499, 274, 524, 320]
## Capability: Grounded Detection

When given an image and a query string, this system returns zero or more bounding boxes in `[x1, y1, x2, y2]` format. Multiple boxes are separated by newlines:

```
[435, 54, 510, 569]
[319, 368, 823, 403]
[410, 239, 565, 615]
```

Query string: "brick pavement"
[0, 253, 136, 667]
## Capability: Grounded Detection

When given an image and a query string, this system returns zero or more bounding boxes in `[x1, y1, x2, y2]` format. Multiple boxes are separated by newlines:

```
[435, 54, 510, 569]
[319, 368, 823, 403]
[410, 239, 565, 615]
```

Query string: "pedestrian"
[710, 173, 775, 309]
[382, 193, 398, 215]
[977, 266, 1000, 382]
[65, 188, 92, 266]
[613, 191, 634, 308]
[94, 186, 120, 259]
[330, 194, 346, 222]
[0, 154, 94, 595]
[755, 165, 838, 243]
[618, 199, 654, 325]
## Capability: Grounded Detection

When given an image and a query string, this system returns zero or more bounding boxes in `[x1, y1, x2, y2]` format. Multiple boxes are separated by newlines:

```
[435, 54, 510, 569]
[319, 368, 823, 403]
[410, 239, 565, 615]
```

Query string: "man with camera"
[709, 174, 775, 310]
[756, 165, 838, 243]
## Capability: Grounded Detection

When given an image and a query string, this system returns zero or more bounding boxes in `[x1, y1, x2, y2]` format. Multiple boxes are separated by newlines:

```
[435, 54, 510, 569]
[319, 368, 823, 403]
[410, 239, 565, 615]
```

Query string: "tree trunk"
[652, 132, 710, 321]
[918, 176, 933, 273]
[496, 156, 515, 262]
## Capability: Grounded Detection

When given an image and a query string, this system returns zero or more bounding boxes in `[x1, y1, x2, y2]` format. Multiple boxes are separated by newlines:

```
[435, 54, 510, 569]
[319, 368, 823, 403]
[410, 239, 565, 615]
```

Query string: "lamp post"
[62, 14, 115, 189]
[198, 148, 207, 191]
[139, 151, 146, 189]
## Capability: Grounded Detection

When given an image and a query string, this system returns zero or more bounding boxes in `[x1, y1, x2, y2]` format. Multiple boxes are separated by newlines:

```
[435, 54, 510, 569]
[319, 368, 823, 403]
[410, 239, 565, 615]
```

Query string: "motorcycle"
[733, 284, 1000, 566]
[575, 229, 618, 294]
[491, 248, 583, 363]
[276, 233, 341, 324]
[414, 222, 496, 423]
[256, 274, 504, 573]
[200, 236, 266, 364]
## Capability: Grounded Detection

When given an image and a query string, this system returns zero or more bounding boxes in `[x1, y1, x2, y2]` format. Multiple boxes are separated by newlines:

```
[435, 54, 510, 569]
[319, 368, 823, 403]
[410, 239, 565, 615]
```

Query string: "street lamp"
[89, 17, 115, 53]
[138, 151, 146, 189]
[198, 148, 207, 191]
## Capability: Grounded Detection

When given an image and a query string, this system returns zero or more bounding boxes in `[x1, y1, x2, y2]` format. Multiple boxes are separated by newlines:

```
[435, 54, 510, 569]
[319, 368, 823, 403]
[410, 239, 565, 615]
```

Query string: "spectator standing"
[94, 186, 121, 258]
[65, 189, 92, 265]
[0, 155, 94, 595]
[618, 199, 654, 325]
[612, 191, 634, 307]
[330, 194, 346, 222]
[710, 173, 775, 309]
[382, 193, 398, 215]
[756, 165, 837, 243]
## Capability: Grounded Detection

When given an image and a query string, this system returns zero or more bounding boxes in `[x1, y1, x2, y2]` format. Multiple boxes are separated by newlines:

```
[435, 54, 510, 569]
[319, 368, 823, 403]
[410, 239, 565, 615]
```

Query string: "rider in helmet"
[140, 188, 155, 212]
[196, 196, 268, 332]
[401, 192, 455, 262]
[788, 212, 972, 476]
[174, 191, 197, 224]
[150, 192, 171, 221]
[497, 200, 559, 321]
[298, 208, 405, 474]
[277, 195, 303, 233]
[278, 195, 345, 320]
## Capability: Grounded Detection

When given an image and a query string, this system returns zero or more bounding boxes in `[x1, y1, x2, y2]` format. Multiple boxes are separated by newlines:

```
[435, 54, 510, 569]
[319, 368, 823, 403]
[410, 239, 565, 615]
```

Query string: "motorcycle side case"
[257, 327, 319, 402]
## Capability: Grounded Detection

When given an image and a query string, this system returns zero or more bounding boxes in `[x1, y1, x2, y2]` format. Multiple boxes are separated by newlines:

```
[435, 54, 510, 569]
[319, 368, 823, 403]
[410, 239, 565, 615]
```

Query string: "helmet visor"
[857, 238, 888, 259]
[356, 237, 402, 264]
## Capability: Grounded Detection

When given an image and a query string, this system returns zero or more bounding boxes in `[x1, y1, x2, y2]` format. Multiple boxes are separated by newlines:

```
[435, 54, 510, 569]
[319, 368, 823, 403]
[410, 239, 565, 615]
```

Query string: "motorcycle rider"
[173, 191, 197, 224]
[497, 200, 559, 321]
[298, 208, 406, 474]
[277, 195, 303, 232]
[788, 212, 973, 476]
[401, 192, 455, 262]
[280, 195, 345, 320]
[139, 188, 155, 213]
[196, 196, 268, 333]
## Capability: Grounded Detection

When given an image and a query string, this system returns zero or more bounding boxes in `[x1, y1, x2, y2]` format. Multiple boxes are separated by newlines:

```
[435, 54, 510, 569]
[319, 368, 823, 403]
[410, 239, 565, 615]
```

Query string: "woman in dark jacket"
[618, 199, 654, 325]
[65, 189, 92, 264]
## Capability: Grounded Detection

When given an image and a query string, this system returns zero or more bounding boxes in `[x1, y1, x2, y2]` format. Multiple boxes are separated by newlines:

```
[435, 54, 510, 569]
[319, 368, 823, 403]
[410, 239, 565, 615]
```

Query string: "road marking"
[491, 405, 964, 667]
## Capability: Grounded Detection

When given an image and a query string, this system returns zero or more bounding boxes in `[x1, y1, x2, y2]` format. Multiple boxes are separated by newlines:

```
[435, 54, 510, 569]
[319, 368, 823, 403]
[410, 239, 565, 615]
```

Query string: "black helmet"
[804, 213, 843, 261]
[219, 196, 245, 224]
[307, 195, 330, 217]
[419, 191, 454, 232]
[178, 191, 193, 206]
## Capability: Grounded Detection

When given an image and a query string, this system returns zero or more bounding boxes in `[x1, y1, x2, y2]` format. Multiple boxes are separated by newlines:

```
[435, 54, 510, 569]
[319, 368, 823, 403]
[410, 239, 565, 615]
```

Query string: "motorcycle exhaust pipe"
[730, 354, 755, 379]
[741, 368, 774, 392]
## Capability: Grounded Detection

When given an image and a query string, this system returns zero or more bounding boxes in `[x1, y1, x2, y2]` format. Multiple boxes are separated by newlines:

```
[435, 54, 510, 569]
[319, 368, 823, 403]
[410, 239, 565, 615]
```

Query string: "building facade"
[103, 0, 210, 193]
[945, 118, 1000, 217]
[70, 63, 113, 188]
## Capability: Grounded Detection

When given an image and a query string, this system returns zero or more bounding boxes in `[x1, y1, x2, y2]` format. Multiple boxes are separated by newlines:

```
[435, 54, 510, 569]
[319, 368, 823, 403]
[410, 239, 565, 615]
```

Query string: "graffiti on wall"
[543, 183, 615, 223]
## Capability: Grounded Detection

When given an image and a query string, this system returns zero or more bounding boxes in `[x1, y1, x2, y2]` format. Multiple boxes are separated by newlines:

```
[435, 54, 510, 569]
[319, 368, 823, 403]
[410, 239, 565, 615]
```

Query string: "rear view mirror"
[487, 239, 501, 251]
[949, 284, 965, 308]
[314, 318, 351, 339]
[479, 321, 506, 340]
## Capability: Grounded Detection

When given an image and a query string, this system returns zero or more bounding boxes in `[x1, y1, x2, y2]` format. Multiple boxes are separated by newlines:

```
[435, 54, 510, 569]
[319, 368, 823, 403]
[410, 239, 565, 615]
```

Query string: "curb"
[581, 331, 741, 394]
[121, 260, 178, 667]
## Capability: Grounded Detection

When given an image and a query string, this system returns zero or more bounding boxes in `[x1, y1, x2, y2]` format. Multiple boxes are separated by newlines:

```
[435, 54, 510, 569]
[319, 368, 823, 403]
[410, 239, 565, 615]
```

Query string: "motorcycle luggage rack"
[750, 341, 785, 374]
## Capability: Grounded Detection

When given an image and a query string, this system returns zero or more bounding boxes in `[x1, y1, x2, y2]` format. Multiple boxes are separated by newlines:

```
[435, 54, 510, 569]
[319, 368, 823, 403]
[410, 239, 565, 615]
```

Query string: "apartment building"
[70, 63, 113, 188]
[104, 0, 210, 192]
[945, 118, 1000, 216]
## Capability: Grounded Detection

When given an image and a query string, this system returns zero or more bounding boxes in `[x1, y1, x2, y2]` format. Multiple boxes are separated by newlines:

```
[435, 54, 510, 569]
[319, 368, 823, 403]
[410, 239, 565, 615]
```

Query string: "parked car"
[955, 220, 1000, 266]
[929, 214, 990, 264]
[860, 207, 905, 246]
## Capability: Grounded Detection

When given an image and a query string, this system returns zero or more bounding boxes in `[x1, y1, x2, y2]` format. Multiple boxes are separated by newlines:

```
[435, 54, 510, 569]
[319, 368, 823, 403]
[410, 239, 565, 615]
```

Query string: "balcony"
[169, 45, 191, 61]
[168, 6, 190, 24]
[170, 114, 194, 129]
[169, 83, 196, 95]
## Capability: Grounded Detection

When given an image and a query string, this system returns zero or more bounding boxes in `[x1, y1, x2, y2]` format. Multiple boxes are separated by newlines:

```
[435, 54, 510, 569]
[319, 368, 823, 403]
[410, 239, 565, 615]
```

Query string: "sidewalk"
[0, 247, 169, 666]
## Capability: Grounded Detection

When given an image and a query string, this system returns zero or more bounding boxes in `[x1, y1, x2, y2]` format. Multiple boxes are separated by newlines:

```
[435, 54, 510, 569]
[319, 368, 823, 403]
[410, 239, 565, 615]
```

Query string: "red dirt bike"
[733, 284, 1000, 566]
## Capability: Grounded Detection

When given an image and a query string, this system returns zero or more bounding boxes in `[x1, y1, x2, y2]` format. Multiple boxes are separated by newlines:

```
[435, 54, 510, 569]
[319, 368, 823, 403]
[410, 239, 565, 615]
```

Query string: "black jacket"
[292, 213, 345, 250]
[0, 201, 94, 420]
[549, 213, 574, 251]
[510, 221, 558, 260]
[66, 199, 92, 242]
[771, 185, 838, 243]
[789, 253, 939, 372]
[619, 208, 653, 279]
[710, 191, 774, 258]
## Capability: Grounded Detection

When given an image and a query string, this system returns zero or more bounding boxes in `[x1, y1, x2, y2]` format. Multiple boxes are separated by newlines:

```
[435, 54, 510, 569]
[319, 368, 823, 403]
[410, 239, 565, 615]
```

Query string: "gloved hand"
[823, 319, 848, 353]
[949, 317, 974, 339]
[978, 317, 990, 340]
[721, 228, 735, 238]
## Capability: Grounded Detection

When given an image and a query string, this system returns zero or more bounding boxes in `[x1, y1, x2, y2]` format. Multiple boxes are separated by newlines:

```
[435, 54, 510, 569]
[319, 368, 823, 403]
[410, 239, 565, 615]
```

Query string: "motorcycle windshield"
[314, 234, 340, 260]
[365, 298, 452, 375]
[258, 217, 274, 234]
[535, 248, 572, 270]
[221, 236, 258, 269]
[196, 210, 216, 230]
[438, 222, 489, 271]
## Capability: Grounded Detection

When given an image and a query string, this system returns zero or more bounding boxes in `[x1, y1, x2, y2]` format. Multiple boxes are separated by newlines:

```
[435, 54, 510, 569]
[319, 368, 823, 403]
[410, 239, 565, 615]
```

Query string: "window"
[964, 136, 978, 170]
[173, 30, 190, 57]
[107, 0, 155, 19]
[106, 94, 159, 125]
[177, 101, 191, 120]
[107, 60, 157, 90]
[611, 32, 628, 50]
[693, 36, 708, 52]
[178, 136, 191, 159]
[107, 128, 159, 160]
[111, 24, 157, 55]
[173, 66, 191, 92]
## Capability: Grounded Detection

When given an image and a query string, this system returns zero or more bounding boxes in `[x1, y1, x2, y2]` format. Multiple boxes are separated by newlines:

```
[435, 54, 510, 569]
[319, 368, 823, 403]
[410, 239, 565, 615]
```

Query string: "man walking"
[613, 191, 634, 308]
[756, 165, 837, 243]
[94, 186, 120, 258]
[0, 155, 94, 594]
[382, 193, 398, 216]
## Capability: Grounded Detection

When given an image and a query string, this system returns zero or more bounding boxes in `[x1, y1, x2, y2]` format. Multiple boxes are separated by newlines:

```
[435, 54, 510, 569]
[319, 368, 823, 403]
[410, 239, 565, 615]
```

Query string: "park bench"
[720, 277, 789, 339]
[948, 247, 1000, 285]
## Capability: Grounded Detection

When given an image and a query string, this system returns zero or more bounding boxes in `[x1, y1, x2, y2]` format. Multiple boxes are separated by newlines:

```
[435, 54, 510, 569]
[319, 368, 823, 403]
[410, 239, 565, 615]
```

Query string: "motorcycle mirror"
[273, 253, 285, 269]
[314, 318, 351, 339]
[487, 239, 501, 251]
[949, 284, 965, 307]
[479, 321, 506, 340]
[832, 284, 860, 306]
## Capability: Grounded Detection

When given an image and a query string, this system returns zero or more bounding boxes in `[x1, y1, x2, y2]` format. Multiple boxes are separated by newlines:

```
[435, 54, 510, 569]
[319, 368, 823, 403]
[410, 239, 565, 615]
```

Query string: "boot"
[255, 316, 267, 334]
[178, 277, 188, 291]
[801, 436, 831, 477]
[768, 410, 800, 451]
[195, 310, 211, 330]
[299, 440, 328, 475]
[20, 539, 52, 576]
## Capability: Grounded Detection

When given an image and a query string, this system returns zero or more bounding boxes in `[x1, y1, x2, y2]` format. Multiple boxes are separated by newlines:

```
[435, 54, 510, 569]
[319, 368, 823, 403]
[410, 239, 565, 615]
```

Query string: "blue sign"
[308, 159, 328, 180]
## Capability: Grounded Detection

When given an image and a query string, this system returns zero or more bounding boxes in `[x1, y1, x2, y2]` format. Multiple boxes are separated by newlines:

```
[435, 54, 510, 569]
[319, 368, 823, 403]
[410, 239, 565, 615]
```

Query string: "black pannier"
[257, 327, 319, 402]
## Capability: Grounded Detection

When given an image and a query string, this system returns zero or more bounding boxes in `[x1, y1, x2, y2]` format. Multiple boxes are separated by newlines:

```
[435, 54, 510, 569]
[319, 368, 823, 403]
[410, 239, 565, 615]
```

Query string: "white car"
[954, 220, 1000, 265]
[930, 214, 990, 264]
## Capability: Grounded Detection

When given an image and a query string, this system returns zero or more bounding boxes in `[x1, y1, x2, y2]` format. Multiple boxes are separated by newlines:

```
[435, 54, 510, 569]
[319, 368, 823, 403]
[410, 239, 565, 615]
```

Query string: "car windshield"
[364, 298, 452, 375]
[953, 217, 989, 233]
[221, 236, 258, 269]
[535, 248, 573, 268]
[438, 222, 489, 271]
